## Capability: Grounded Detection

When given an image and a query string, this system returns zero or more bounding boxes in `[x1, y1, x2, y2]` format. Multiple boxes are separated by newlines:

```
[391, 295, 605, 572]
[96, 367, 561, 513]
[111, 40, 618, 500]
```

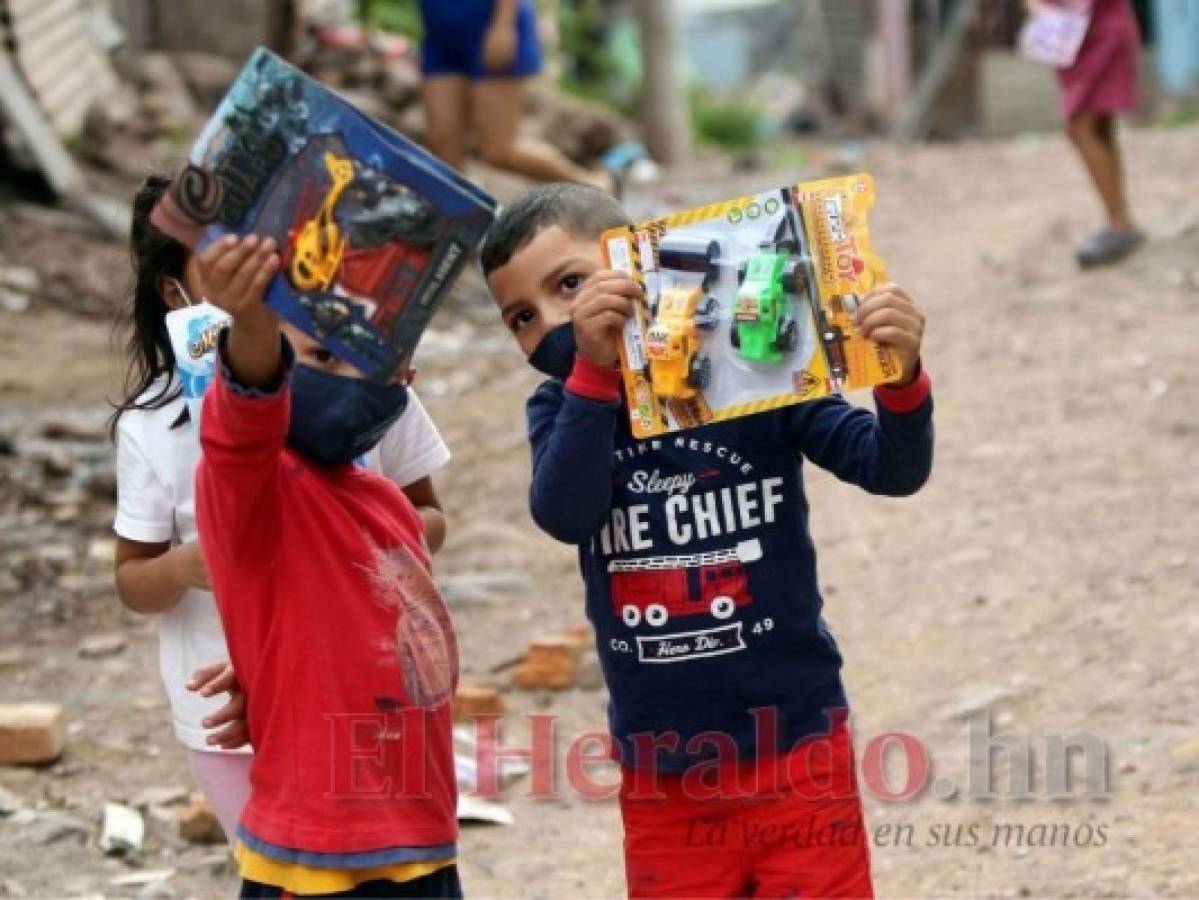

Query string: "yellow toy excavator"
[644, 235, 722, 400]
[289, 152, 355, 292]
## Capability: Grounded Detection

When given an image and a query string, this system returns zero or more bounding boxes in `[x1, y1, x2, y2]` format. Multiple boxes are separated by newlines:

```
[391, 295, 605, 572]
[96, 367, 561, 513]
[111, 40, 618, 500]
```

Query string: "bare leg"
[472, 78, 614, 191]
[1067, 112, 1135, 231]
[421, 76, 471, 170]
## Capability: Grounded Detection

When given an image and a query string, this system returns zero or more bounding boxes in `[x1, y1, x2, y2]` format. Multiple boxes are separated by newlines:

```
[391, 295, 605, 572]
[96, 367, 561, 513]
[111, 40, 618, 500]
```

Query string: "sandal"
[1077, 228, 1145, 269]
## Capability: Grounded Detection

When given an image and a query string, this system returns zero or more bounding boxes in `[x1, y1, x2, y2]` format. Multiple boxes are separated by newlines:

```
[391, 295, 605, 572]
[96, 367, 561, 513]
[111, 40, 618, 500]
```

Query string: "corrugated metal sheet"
[0, 0, 118, 137]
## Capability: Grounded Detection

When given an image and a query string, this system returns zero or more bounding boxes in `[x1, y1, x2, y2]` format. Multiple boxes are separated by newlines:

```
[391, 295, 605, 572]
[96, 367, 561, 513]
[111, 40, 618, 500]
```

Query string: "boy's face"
[282, 323, 365, 379]
[283, 323, 415, 386]
[487, 226, 605, 358]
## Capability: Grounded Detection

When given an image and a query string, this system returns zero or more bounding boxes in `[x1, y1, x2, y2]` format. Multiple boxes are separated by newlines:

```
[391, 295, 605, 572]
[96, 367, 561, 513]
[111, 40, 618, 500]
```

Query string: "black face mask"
[528, 323, 577, 380]
[286, 365, 409, 467]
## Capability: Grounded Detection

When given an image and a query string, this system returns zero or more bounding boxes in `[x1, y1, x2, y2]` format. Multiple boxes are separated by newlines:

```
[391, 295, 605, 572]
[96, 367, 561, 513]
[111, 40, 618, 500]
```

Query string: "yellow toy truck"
[644, 236, 722, 399]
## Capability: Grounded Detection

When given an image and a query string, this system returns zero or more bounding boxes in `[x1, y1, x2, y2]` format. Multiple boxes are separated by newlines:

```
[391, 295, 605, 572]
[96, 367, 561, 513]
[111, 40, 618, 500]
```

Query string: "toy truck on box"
[644, 235, 722, 399]
[731, 189, 815, 365]
[732, 249, 804, 363]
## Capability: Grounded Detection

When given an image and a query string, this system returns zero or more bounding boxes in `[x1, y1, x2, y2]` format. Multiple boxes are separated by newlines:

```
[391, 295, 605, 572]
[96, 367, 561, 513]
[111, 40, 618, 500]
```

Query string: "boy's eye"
[560, 274, 582, 293]
[511, 309, 534, 333]
[311, 349, 335, 365]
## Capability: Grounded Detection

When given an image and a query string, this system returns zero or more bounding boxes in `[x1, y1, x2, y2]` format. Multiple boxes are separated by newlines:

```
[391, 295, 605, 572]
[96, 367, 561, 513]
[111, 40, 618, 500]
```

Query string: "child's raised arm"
[785, 283, 933, 496]
[193, 235, 288, 568]
[526, 270, 637, 544]
[196, 235, 281, 387]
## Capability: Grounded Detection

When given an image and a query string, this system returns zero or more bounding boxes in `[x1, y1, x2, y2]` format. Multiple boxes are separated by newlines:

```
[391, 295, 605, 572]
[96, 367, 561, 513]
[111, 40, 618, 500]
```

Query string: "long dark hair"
[110, 176, 190, 438]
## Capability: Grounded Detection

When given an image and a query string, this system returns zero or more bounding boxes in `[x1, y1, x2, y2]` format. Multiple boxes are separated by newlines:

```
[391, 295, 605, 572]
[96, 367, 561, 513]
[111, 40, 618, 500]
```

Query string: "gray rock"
[0, 783, 24, 816]
[0, 266, 39, 294]
[13, 810, 90, 847]
[110, 870, 176, 888]
[130, 785, 189, 809]
[78, 633, 127, 659]
[135, 881, 177, 900]
[40, 412, 109, 443]
[0, 647, 23, 668]
[1170, 739, 1199, 774]
[35, 541, 74, 570]
[0, 289, 30, 314]
[56, 574, 115, 599]
[577, 652, 605, 692]
[941, 685, 1020, 722]
[0, 570, 19, 595]
[88, 539, 116, 565]
[439, 572, 535, 606]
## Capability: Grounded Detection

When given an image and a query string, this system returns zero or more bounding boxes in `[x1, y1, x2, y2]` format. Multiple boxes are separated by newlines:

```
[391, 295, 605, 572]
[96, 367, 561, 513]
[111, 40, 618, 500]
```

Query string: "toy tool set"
[602, 175, 901, 439]
[152, 47, 496, 383]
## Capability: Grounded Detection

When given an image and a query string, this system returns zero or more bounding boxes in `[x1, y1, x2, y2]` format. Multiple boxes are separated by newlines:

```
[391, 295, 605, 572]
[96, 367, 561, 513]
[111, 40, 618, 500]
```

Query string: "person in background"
[1050, 0, 1145, 267]
[417, 0, 621, 192]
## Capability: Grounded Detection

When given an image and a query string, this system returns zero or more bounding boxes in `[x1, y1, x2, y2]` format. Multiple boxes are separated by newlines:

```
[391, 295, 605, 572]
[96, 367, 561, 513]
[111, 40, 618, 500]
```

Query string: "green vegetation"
[360, 0, 422, 40]
[690, 86, 765, 150]
[557, 2, 640, 116]
[1159, 103, 1199, 128]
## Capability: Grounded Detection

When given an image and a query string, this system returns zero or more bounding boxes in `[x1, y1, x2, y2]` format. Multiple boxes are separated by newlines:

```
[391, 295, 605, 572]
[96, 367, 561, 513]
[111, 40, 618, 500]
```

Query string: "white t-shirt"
[114, 378, 451, 752]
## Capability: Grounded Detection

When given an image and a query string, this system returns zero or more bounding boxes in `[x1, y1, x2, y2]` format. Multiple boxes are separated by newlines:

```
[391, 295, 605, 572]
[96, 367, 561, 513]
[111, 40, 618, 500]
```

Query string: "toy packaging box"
[602, 174, 902, 439]
[152, 47, 496, 382]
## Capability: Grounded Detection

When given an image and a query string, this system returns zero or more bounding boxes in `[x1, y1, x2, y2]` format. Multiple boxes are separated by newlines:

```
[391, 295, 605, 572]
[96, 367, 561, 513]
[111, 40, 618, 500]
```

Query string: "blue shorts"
[419, 0, 542, 80]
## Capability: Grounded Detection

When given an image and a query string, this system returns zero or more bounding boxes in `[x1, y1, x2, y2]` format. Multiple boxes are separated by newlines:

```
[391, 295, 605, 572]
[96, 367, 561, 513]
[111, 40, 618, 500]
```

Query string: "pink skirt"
[1056, 0, 1140, 118]
[188, 749, 252, 842]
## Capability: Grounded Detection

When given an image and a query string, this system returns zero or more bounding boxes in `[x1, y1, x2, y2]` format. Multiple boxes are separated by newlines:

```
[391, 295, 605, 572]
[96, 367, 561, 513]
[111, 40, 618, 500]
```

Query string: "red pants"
[619, 724, 873, 898]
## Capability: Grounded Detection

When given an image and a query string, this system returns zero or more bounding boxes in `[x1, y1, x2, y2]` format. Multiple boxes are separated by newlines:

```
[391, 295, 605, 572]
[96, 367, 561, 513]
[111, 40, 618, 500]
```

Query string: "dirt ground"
[2, 122, 1198, 898]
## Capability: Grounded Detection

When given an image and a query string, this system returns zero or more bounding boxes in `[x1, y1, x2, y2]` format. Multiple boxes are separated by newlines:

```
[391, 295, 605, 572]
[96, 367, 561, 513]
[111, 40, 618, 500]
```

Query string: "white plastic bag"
[1018, 2, 1093, 68]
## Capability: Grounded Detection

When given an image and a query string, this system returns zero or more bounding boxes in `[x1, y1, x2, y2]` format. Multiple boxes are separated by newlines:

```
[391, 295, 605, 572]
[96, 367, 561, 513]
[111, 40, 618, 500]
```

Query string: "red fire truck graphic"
[608, 539, 762, 628]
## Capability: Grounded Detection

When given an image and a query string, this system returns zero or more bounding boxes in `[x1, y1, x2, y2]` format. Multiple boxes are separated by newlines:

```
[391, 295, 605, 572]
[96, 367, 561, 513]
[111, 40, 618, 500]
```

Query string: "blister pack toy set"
[152, 47, 496, 383]
[602, 175, 902, 439]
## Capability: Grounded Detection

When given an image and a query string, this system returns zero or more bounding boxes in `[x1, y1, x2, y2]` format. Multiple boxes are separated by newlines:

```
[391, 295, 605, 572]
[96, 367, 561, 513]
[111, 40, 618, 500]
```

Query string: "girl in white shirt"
[111, 176, 452, 841]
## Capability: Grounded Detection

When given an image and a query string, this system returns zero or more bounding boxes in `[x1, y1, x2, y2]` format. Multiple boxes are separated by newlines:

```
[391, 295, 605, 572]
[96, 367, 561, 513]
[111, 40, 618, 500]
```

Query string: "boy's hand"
[572, 270, 641, 368]
[188, 662, 249, 750]
[855, 283, 925, 386]
[196, 235, 279, 328]
[196, 235, 283, 389]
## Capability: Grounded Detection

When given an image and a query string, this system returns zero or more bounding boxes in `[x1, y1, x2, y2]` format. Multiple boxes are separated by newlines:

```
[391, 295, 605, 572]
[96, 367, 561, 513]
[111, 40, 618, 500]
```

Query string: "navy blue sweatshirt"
[527, 356, 935, 772]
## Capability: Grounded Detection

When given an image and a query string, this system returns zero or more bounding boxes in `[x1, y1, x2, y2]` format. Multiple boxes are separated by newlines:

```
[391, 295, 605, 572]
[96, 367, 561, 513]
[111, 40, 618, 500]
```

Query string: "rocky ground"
[2, 122, 1198, 898]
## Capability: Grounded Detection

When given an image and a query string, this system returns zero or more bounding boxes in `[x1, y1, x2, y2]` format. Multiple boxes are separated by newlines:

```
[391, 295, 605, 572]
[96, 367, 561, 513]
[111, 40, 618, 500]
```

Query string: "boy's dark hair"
[109, 175, 190, 439]
[480, 183, 632, 277]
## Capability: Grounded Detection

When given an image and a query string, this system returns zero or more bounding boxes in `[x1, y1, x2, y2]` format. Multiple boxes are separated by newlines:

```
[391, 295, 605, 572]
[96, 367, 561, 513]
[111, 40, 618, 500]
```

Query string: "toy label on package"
[603, 174, 900, 439]
[151, 47, 496, 383]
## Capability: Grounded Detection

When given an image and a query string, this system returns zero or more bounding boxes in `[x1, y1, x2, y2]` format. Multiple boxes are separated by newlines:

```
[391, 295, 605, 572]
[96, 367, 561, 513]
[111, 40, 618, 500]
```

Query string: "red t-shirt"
[196, 354, 459, 854]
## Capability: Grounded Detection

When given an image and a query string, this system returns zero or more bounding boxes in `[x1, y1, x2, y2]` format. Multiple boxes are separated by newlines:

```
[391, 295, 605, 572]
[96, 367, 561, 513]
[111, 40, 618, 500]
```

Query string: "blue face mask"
[528, 323, 577, 380]
[286, 365, 409, 467]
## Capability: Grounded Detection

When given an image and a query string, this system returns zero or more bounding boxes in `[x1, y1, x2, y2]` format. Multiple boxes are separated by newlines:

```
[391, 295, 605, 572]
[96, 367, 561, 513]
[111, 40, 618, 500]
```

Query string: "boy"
[482, 184, 934, 898]
[193, 234, 461, 898]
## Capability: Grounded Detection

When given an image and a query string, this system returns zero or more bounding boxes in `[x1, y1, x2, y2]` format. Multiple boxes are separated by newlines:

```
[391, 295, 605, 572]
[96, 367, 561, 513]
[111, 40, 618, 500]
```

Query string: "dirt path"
[2, 123, 1197, 898]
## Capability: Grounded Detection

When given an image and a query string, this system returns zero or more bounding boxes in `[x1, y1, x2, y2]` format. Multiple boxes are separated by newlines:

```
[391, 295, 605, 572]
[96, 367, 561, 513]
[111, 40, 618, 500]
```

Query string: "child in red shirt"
[193, 234, 461, 898]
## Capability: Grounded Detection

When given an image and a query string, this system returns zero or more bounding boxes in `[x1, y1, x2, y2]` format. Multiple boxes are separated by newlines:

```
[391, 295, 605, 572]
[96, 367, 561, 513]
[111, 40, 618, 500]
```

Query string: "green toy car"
[731, 247, 805, 364]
